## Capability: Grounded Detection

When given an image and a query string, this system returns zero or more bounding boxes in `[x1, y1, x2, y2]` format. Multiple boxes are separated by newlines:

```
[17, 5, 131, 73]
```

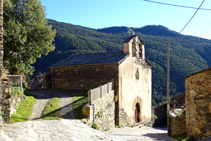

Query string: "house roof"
[123, 35, 145, 45]
[185, 67, 211, 79]
[50, 50, 128, 67]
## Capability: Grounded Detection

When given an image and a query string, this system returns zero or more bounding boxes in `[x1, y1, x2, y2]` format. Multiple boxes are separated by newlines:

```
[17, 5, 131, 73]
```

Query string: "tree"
[3, 0, 56, 75]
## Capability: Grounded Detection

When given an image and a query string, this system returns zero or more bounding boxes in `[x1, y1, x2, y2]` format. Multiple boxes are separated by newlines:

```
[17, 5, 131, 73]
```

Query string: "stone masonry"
[185, 68, 211, 140]
[83, 90, 115, 131]
[1, 79, 11, 122]
[51, 64, 118, 91]
[0, 0, 3, 131]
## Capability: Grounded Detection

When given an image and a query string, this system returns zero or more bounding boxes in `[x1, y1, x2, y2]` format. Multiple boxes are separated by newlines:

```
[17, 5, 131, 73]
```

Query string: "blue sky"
[40, 0, 211, 40]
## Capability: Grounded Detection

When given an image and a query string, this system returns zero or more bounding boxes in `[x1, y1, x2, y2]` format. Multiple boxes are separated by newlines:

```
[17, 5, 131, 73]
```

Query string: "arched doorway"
[135, 103, 140, 123]
[132, 96, 142, 123]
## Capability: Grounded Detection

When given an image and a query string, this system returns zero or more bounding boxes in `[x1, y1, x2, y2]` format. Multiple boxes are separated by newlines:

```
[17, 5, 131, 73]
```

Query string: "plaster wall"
[118, 47, 151, 125]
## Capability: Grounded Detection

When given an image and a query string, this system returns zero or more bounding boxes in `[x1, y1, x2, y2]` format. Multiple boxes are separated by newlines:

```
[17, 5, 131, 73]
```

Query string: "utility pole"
[167, 40, 171, 136]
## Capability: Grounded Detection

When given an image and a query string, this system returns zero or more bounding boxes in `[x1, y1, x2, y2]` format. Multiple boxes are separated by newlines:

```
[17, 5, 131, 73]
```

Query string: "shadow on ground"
[26, 89, 88, 120]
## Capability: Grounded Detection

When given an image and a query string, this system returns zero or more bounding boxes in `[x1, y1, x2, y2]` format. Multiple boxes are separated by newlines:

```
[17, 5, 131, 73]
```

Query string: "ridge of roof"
[123, 35, 145, 45]
[185, 67, 211, 79]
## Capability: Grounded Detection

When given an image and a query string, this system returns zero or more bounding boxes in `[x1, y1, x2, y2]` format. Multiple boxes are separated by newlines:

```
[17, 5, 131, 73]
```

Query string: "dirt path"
[28, 92, 51, 120]
[27, 90, 74, 120]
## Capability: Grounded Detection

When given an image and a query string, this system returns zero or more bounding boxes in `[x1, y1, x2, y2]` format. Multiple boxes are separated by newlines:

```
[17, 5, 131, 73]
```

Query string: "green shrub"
[115, 125, 121, 128]
[91, 123, 99, 130]
[151, 114, 157, 120]
[22, 82, 27, 90]
[11, 87, 25, 99]
[171, 133, 188, 141]
[1, 111, 5, 122]
[98, 111, 103, 118]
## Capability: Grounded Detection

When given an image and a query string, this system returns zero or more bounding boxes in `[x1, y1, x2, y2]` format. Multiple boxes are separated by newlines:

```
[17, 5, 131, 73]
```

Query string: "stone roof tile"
[50, 50, 128, 67]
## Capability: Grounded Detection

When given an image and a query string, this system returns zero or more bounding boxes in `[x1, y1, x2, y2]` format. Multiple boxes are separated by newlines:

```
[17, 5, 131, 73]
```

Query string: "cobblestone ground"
[2, 90, 176, 141]
[3, 119, 176, 141]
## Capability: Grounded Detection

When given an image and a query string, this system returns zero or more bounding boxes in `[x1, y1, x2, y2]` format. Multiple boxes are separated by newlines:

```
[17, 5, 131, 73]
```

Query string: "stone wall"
[0, 0, 3, 131]
[171, 93, 185, 109]
[185, 68, 211, 140]
[153, 103, 167, 127]
[1, 79, 11, 122]
[170, 109, 186, 136]
[83, 90, 115, 131]
[118, 108, 129, 127]
[153, 93, 185, 127]
[43, 72, 52, 89]
[51, 64, 118, 91]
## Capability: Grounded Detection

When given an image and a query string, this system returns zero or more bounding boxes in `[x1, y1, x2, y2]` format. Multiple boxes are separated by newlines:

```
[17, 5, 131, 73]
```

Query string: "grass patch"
[10, 96, 36, 123]
[42, 97, 60, 120]
[44, 89, 88, 119]
[72, 93, 88, 119]
[171, 133, 188, 141]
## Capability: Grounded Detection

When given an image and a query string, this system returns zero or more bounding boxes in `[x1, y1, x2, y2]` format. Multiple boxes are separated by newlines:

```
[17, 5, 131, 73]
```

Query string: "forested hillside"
[33, 19, 211, 106]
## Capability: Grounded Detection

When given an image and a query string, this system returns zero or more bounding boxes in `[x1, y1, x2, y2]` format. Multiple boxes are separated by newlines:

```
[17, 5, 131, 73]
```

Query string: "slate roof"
[185, 67, 211, 79]
[50, 50, 128, 67]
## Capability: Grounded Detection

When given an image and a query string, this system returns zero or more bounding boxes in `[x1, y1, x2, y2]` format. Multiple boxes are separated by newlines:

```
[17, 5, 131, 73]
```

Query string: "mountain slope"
[33, 19, 211, 105]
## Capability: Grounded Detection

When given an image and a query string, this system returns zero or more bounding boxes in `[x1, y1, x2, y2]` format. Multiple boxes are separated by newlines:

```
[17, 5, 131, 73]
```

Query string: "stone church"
[50, 35, 152, 125]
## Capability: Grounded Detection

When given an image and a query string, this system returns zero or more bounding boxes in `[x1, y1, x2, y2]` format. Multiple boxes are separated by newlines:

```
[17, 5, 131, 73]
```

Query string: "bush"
[11, 87, 25, 99]
[91, 123, 99, 130]
[151, 114, 157, 120]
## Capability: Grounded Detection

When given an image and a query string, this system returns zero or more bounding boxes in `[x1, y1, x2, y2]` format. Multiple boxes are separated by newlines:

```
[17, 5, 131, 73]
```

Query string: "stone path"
[2, 90, 176, 141]
[4, 119, 176, 141]
[29, 92, 51, 120]
[28, 90, 74, 120]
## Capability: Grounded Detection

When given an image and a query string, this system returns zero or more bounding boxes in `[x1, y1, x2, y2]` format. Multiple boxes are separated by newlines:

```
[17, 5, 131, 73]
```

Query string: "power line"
[200, 20, 211, 37]
[166, 0, 205, 103]
[170, 0, 205, 41]
[143, 0, 211, 11]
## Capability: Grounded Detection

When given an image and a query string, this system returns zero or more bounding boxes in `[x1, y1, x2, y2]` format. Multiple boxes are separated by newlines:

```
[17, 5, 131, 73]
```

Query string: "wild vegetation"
[32, 19, 211, 106]
[10, 95, 36, 123]
[3, 0, 56, 75]
[42, 97, 60, 120]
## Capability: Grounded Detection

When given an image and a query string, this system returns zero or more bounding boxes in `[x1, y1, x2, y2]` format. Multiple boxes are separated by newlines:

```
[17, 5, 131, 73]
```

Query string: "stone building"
[185, 67, 211, 140]
[50, 35, 152, 126]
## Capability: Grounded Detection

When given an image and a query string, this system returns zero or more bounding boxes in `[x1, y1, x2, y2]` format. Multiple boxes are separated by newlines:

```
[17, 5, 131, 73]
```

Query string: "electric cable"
[170, 0, 205, 41]
[200, 20, 211, 37]
[143, 0, 211, 11]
